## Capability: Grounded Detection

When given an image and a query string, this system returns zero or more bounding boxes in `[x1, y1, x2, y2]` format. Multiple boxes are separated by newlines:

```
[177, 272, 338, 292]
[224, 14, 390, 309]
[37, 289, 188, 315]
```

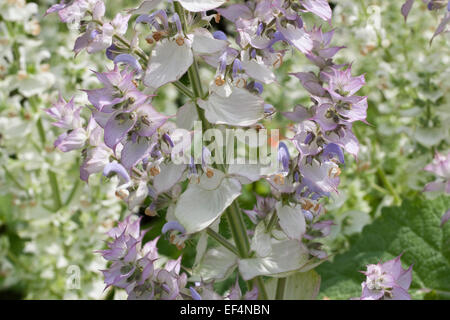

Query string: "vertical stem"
[64, 178, 80, 207]
[275, 278, 287, 300]
[36, 117, 47, 146]
[48, 170, 62, 210]
[254, 277, 269, 300]
[226, 201, 250, 257]
[376, 167, 401, 205]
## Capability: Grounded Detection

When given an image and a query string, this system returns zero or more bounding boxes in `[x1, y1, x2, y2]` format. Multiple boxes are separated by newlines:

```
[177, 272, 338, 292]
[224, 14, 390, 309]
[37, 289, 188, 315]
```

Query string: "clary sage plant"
[6, 0, 450, 300]
[42, 0, 421, 300]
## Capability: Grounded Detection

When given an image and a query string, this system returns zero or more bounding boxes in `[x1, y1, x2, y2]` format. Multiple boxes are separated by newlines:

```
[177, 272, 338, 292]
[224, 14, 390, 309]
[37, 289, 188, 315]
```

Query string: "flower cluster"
[402, 0, 450, 41]
[100, 215, 188, 300]
[359, 255, 413, 300]
[44, 0, 410, 300]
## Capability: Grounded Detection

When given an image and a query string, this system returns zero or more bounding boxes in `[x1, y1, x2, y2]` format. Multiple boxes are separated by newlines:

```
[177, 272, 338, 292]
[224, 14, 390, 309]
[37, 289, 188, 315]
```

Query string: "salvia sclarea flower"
[424, 151, 450, 194]
[402, 0, 450, 42]
[358, 255, 413, 300]
[423, 151, 450, 227]
[100, 215, 189, 300]
[46, 0, 370, 299]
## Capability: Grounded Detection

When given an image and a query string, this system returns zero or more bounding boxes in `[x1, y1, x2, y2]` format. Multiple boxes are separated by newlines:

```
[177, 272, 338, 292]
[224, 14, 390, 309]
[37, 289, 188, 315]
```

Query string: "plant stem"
[275, 277, 287, 300]
[64, 178, 80, 207]
[206, 228, 240, 256]
[226, 201, 251, 258]
[376, 167, 401, 205]
[266, 210, 278, 233]
[254, 277, 269, 300]
[173, 81, 195, 99]
[36, 117, 47, 146]
[48, 170, 62, 210]
[226, 202, 269, 300]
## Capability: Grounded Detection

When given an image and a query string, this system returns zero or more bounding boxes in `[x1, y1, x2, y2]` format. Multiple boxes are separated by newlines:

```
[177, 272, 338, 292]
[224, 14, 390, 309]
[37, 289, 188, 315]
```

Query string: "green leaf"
[266, 270, 321, 300]
[317, 196, 450, 300]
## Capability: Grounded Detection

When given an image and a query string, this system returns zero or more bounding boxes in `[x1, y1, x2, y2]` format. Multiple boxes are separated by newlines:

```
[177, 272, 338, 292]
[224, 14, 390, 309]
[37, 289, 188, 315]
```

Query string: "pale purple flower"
[360, 255, 413, 300]
[305, 27, 345, 69]
[424, 151, 450, 194]
[47, 0, 105, 23]
[45, 96, 83, 130]
[100, 216, 188, 300]
[243, 195, 277, 224]
[54, 128, 87, 152]
[300, 0, 332, 22]
[80, 144, 111, 181]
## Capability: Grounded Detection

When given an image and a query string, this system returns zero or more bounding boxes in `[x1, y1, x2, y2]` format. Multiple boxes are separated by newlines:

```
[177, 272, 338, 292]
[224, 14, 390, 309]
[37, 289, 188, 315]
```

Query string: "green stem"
[173, 81, 195, 99]
[64, 178, 80, 207]
[187, 60, 204, 98]
[206, 228, 240, 256]
[226, 202, 269, 300]
[275, 277, 287, 300]
[254, 277, 269, 300]
[36, 117, 47, 146]
[266, 210, 278, 233]
[376, 167, 401, 205]
[226, 202, 251, 258]
[48, 170, 62, 210]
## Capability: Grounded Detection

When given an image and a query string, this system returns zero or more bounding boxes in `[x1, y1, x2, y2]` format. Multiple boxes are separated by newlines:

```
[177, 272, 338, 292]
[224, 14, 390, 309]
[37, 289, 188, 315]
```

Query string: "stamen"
[175, 36, 185, 46]
[145, 36, 154, 44]
[274, 174, 285, 185]
[149, 166, 160, 176]
[145, 206, 157, 217]
[214, 13, 221, 24]
[215, 76, 225, 86]
[153, 31, 163, 41]
[206, 168, 214, 178]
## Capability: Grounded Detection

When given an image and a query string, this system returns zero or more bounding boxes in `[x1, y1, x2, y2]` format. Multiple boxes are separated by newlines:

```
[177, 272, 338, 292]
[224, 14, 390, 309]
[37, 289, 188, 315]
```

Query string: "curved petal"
[198, 87, 265, 127]
[153, 162, 187, 194]
[277, 20, 313, 54]
[174, 178, 242, 234]
[144, 39, 193, 89]
[238, 239, 309, 280]
[277, 203, 306, 241]
[104, 113, 136, 148]
[121, 138, 153, 170]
